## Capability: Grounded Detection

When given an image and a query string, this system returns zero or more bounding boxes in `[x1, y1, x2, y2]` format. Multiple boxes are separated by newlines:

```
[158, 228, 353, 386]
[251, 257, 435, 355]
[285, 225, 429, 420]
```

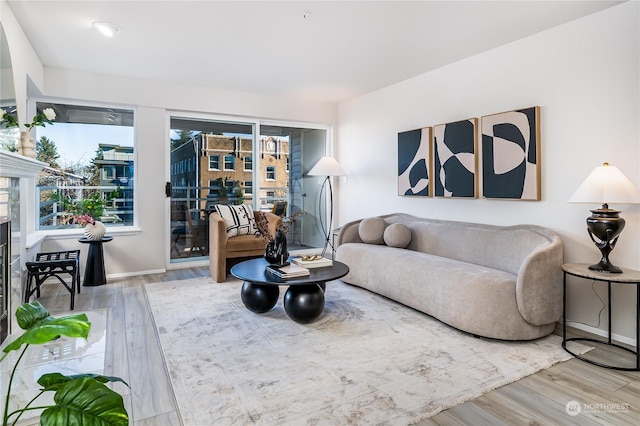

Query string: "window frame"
[243, 156, 253, 171]
[223, 154, 235, 171]
[265, 165, 276, 181]
[32, 99, 137, 233]
[209, 154, 220, 171]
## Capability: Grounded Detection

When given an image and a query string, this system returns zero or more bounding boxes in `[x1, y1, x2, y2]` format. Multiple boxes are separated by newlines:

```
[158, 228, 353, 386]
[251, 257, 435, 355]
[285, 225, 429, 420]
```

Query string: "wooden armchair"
[209, 210, 282, 282]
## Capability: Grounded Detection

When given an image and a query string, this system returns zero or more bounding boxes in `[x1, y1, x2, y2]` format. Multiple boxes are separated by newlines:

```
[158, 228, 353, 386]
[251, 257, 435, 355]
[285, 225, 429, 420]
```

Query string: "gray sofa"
[335, 213, 564, 340]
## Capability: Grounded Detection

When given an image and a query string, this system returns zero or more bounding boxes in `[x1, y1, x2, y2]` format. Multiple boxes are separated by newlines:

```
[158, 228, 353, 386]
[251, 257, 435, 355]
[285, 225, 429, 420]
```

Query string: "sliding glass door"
[168, 116, 327, 265]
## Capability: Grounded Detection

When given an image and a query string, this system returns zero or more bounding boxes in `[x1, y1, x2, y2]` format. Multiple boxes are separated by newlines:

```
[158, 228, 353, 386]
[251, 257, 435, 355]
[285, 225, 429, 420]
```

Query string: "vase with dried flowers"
[0, 107, 56, 158]
[256, 210, 305, 265]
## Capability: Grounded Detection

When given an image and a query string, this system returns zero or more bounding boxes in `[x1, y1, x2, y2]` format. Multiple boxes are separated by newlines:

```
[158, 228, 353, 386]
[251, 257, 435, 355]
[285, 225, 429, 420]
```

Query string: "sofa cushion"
[215, 204, 259, 237]
[383, 223, 412, 248]
[359, 216, 387, 244]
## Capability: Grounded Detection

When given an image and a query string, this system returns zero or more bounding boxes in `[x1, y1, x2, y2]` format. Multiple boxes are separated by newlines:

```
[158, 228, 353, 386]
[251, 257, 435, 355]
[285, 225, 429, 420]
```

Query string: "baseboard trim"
[558, 321, 637, 348]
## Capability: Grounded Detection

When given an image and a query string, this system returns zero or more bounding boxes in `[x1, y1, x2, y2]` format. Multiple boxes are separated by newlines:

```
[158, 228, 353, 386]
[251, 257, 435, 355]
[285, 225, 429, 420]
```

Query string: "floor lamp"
[308, 156, 346, 258]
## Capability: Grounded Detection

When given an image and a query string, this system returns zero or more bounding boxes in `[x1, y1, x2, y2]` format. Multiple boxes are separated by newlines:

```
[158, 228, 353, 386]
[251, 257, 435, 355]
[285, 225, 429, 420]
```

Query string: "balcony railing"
[36, 185, 134, 230]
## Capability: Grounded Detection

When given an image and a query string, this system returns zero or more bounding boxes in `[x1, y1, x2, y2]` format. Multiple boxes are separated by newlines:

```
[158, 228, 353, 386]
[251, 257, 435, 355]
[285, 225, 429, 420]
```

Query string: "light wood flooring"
[33, 266, 639, 425]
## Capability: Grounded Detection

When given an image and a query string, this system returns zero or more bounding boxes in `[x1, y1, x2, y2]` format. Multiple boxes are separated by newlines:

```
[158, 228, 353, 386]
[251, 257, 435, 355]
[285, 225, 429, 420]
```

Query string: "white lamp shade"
[568, 163, 640, 204]
[308, 156, 346, 177]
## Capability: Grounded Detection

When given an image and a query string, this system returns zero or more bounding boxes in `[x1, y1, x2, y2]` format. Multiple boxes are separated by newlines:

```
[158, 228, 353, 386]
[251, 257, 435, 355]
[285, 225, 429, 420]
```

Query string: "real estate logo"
[566, 400, 581, 416]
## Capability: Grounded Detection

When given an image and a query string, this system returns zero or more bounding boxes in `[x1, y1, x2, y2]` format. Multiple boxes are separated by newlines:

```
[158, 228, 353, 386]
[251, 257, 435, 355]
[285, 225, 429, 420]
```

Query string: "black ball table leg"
[241, 281, 279, 314]
[284, 283, 325, 324]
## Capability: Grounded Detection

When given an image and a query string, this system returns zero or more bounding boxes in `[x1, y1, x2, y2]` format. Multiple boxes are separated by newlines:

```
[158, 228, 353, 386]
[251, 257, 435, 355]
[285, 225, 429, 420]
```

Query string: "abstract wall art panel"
[398, 127, 432, 196]
[481, 106, 541, 200]
[433, 118, 478, 198]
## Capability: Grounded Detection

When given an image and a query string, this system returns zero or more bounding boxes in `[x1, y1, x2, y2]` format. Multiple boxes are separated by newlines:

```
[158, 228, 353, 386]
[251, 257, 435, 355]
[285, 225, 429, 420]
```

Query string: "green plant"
[0, 108, 56, 131]
[49, 191, 105, 220]
[1, 302, 129, 425]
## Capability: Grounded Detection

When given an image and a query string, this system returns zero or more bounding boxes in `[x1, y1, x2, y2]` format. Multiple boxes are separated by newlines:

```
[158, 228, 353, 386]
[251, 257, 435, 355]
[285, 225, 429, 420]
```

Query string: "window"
[244, 180, 253, 195]
[209, 155, 220, 170]
[224, 155, 235, 170]
[244, 156, 253, 171]
[35, 102, 135, 229]
[266, 166, 276, 181]
[102, 166, 116, 180]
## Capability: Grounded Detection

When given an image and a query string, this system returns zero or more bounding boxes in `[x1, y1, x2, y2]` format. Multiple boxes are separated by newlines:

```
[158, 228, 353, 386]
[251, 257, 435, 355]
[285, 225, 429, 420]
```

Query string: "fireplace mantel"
[0, 149, 45, 337]
[0, 150, 47, 177]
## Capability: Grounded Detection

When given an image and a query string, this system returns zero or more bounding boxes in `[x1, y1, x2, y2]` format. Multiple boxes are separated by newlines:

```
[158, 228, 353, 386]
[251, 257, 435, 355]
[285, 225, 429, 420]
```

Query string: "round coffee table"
[230, 258, 349, 324]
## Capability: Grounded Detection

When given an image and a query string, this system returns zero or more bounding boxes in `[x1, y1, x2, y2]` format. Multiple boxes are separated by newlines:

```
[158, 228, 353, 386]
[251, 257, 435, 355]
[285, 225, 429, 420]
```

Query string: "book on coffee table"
[266, 263, 310, 279]
[291, 256, 333, 269]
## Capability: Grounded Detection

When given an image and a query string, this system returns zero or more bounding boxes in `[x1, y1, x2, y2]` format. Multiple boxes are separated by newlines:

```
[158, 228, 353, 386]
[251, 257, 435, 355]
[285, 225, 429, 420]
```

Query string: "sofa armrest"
[337, 219, 364, 245]
[515, 229, 564, 326]
[209, 212, 228, 282]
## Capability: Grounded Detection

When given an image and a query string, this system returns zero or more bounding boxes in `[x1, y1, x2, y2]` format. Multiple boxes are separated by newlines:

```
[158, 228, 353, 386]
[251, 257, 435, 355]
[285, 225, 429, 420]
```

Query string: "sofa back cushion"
[385, 214, 554, 275]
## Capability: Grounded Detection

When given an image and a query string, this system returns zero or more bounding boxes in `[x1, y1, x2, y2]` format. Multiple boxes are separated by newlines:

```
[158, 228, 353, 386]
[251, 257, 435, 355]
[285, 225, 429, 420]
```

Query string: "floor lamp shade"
[308, 157, 346, 258]
[569, 163, 640, 273]
[308, 156, 347, 177]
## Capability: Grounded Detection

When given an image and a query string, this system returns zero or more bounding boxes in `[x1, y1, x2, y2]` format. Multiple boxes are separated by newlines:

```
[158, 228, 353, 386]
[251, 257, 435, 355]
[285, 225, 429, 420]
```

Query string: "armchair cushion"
[214, 204, 259, 237]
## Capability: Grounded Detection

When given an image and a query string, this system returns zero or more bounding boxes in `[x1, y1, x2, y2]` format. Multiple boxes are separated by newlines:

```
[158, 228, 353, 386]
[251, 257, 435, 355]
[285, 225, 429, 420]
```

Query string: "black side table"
[562, 262, 640, 371]
[79, 236, 113, 286]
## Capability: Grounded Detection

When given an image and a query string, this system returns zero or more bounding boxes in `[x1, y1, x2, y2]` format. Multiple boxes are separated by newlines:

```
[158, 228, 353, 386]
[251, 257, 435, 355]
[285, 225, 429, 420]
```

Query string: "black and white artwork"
[433, 119, 477, 198]
[481, 106, 540, 200]
[398, 127, 432, 196]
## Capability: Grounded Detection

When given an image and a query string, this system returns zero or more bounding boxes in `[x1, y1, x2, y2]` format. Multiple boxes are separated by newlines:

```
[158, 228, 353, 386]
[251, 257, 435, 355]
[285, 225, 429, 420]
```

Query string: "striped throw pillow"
[214, 204, 259, 238]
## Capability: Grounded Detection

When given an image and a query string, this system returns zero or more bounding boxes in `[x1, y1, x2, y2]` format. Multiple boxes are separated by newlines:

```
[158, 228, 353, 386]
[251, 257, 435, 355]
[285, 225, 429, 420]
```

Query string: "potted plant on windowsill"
[0, 107, 56, 158]
[1, 302, 129, 425]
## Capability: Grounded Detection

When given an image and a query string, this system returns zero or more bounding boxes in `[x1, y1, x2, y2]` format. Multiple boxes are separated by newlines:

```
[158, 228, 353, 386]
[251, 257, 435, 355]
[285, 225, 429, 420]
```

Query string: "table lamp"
[308, 156, 346, 258]
[568, 162, 640, 273]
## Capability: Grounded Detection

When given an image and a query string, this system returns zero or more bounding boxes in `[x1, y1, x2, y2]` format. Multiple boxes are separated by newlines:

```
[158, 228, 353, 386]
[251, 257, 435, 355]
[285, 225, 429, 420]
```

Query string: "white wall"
[337, 2, 639, 342]
[0, 0, 44, 132]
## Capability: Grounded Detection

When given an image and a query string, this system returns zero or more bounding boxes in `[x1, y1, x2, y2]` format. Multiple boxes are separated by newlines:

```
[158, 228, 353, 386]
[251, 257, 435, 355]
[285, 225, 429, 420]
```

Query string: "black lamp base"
[586, 203, 625, 274]
[588, 260, 623, 274]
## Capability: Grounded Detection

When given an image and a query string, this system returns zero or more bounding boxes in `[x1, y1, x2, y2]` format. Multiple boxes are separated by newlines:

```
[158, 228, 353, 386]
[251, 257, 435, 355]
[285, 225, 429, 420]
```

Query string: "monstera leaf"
[39, 377, 128, 425]
[2, 302, 90, 355]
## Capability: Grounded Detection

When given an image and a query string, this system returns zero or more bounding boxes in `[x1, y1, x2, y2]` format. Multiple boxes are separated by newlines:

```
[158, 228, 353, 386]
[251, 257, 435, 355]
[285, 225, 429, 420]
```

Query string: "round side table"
[562, 263, 640, 371]
[79, 236, 113, 286]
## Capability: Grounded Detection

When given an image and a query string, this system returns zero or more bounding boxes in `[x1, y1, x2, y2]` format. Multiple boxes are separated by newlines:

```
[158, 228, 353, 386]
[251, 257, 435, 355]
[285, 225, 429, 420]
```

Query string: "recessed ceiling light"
[92, 21, 120, 37]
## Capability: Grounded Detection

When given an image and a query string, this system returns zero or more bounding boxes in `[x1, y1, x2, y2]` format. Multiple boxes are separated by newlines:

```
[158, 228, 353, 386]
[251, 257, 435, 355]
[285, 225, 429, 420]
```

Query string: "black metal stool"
[25, 250, 81, 310]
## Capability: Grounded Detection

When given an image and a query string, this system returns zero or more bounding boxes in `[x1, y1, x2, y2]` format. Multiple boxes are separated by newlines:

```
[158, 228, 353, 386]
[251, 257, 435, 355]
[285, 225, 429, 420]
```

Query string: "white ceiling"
[6, 0, 622, 103]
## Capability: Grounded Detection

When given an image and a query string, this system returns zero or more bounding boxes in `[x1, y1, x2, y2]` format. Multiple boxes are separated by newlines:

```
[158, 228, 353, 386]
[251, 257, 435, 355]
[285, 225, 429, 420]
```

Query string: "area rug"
[145, 277, 589, 425]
